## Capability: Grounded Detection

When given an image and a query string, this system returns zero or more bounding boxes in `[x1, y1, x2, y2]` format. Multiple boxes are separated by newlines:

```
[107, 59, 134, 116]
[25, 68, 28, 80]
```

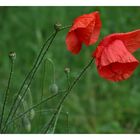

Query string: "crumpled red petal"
[70, 12, 96, 32]
[97, 29, 140, 53]
[94, 39, 139, 82]
[87, 11, 102, 45]
[66, 32, 82, 54]
[66, 11, 102, 54]
[75, 21, 96, 46]
[75, 12, 101, 46]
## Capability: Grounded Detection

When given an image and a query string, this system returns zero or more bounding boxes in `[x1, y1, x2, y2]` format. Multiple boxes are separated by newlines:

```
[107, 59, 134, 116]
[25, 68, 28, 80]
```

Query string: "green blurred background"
[0, 7, 140, 134]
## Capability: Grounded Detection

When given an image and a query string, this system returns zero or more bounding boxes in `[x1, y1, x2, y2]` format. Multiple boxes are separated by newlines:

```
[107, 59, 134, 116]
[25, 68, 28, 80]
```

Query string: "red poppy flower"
[93, 30, 140, 82]
[66, 11, 102, 54]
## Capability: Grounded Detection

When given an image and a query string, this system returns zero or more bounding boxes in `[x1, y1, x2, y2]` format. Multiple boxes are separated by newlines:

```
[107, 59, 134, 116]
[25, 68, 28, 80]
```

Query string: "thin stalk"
[43, 58, 94, 133]
[3, 25, 71, 133]
[38, 59, 46, 129]
[51, 106, 62, 133]
[2, 93, 60, 132]
[0, 60, 14, 132]
[38, 57, 55, 130]
[66, 112, 69, 133]
[4, 32, 55, 129]
[9, 25, 71, 123]
[66, 72, 70, 88]
[60, 25, 72, 31]
[36, 108, 70, 133]
[11, 31, 57, 117]
[4, 32, 57, 133]
[40, 60, 47, 104]
[46, 58, 56, 84]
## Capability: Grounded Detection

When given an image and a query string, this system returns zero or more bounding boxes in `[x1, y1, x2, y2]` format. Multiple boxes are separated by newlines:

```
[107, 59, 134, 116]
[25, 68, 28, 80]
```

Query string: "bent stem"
[0, 60, 14, 132]
[43, 58, 94, 133]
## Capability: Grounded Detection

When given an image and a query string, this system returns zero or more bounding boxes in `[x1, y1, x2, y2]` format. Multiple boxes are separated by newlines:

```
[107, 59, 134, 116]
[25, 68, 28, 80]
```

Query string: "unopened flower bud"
[64, 67, 70, 74]
[29, 109, 35, 120]
[9, 51, 16, 62]
[49, 83, 58, 94]
[22, 116, 31, 132]
[54, 23, 62, 31]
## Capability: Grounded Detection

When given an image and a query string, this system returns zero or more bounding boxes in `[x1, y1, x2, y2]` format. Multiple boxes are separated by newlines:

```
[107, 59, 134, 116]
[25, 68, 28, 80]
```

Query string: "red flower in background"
[93, 30, 140, 82]
[66, 11, 102, 54]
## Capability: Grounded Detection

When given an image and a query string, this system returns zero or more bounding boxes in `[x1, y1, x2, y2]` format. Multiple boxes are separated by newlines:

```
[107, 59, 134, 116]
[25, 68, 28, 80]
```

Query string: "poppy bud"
[22, 116, 31, 132]
[64, 67, 70, 74]
[9, 51, 16, 62]
[29, 109, 35, 120]
[54, 23, 62, 31]
[49, 83, 58, 94]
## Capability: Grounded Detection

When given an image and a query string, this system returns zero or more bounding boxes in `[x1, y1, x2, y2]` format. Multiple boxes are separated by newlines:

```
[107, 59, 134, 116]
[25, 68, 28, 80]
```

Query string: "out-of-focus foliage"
[0, 7, 140, 133]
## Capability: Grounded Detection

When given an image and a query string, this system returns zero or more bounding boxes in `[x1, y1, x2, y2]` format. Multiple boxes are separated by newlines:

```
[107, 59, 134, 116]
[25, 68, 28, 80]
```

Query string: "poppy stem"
[59, 25, 72, 31]
[65, 70, 70, 89]
[0, 57, 14, 133]
[1, 93, 61, 132]
[2, 24, 71, 133]
[38, 57, 56, 131]
[42, 58, 94, 133]
[45, 57, 56, 84]
[3, 31, 58, 133]
[2, 88, 69, 132]
[38, 57, 47, 131]
[2, 31, 56, 133]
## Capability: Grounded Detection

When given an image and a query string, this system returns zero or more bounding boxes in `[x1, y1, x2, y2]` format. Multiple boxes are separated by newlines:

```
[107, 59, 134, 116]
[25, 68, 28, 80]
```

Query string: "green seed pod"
[22, 116, 31, 132]
[54, 23, 62, 31]
[29, 109, 35, 120]
[49, 83, 58, 94]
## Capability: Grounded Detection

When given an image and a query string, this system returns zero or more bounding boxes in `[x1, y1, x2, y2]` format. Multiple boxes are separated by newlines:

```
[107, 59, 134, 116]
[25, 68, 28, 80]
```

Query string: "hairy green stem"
[46, 58, 56, 84]
[4, 32, 57, 133]
[66, 72, 70, 88]
[60, 25, 72, 31]
[3, 25, 71, 133]
[3, 32, 56, 130]
[38, 58, 47, 130]
[9, 25, 72, 122]
[10, 25, 71, 123]
[0, 60, 14, 132]
[2, 93, 60, 132]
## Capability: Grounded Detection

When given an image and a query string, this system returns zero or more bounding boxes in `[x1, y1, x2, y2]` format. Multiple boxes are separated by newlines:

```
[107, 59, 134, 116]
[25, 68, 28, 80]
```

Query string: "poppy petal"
[75, 21, 95, 46]
[66, 11, 102, 54]
[96, 40, 139, 81]
[118, 29, 140, 53]
[75, 12, 101, 46]
[98, 29, 140, 53]
[70, 12, 98, 32]
[88, 12, 102, 45]
[66, 32, 82, 54]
